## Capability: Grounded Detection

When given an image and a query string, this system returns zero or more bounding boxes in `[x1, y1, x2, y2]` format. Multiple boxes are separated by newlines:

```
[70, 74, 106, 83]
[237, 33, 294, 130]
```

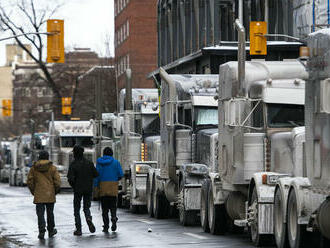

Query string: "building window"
[37, 87, 43, 97]
[126, 20, 129, 37]
[45, 104, 52, 112]
[37, 105, 43, 112]
[42, 87, 47, 96]
[26, 88, 31, 97]
[114, 0, 117, 16]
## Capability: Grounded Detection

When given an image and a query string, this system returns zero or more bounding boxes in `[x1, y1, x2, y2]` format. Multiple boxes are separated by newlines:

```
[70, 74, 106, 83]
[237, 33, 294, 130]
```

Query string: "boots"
[102, 225, 109, 233]
[86, 218, 96, 233]
[73, 229, 82, 236]
[48, 228, 57, 238]
[38, 231, 45, 239]
[111, 217, 118, 232]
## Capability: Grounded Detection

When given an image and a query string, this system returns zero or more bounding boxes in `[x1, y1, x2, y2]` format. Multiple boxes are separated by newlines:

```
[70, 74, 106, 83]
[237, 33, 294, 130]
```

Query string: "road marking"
[183, 232, 208, 240]
[138, 219, 154, 224]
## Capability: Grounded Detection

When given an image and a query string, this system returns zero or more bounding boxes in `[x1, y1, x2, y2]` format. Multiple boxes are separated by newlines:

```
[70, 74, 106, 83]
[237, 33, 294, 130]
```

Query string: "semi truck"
[197, 21, 309, 246]
[146, 71, 219, 225]
[96, 87, 160, 210]
[271, 29, 330, 248]
[0, 141, 12, 183]
[48, 121, 94, 188]
[9, 134, 32, 186]
[118, 88, 159, 211]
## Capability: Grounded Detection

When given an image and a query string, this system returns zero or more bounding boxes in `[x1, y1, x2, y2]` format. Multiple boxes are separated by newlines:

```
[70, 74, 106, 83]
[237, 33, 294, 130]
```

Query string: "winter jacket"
[94, 155, 123, 197]
[67, 157, 98, 194]
[27, 160, 61, 204]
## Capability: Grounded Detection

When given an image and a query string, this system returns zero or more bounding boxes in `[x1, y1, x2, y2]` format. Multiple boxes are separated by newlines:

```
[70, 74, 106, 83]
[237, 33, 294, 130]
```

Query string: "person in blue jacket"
[94, 147, 123, 232]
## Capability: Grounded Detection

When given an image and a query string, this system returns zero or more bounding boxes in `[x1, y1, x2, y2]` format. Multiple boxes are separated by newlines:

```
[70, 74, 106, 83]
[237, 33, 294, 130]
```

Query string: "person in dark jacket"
[94, 147, 123, 232]
[67, 145, 98, 236]
[27, 150, 61, 239]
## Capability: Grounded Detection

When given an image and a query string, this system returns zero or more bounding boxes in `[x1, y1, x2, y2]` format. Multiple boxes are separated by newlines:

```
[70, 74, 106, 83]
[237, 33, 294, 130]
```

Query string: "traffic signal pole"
[0, 32, 51, 42]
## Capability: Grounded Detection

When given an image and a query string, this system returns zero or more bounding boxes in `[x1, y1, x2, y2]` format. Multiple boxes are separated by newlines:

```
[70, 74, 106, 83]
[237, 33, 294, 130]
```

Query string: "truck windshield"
[267, 104, 304, 128]
[194, 107, 218, 126]
[61, 137, 93, 148]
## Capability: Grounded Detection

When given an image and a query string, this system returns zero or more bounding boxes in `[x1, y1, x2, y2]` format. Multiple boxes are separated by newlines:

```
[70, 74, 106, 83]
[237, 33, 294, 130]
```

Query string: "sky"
[0, 0, 114, 65]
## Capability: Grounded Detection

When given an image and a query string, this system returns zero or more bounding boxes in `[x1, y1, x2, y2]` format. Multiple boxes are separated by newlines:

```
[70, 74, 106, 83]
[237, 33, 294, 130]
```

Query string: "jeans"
[73, 193, 92, 231]
[36, 203, 55, 233]
[101, 196, 117, 229]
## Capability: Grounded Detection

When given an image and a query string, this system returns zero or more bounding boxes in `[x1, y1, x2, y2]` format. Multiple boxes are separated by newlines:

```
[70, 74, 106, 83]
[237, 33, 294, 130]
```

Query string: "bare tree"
[0, 0, 63, 103]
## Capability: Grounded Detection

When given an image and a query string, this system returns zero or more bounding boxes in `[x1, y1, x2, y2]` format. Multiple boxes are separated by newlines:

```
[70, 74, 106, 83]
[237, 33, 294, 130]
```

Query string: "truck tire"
[274, 187, 289, 248]
[200, 179, 210, 232]
[208, 185, 226, 234]
[117, 193, 123, 208]
[249, 187, 272, 246]
[287, 189, 308, 248]
[154, 190, 163, 219]
[146, 175, 154, 217]
[130, 202, 138, 214]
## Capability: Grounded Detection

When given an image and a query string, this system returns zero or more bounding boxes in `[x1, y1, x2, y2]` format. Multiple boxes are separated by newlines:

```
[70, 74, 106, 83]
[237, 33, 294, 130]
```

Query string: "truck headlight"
[135, 165, 149, 174]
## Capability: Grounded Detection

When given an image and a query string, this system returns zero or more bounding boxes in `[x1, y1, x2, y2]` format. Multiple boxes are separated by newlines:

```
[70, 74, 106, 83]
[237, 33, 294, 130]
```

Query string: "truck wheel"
[208, 185, 226, 234]
[154, 190, 163, 219]
[200, 179, 210, 232]
[130, 205, 139, 214]
[249, 187, 271, 246]
[117, 193, 123, 208]
[274, 187, 289, 248]
[287, 189, 308, 248]
[146, 175, 154, 217]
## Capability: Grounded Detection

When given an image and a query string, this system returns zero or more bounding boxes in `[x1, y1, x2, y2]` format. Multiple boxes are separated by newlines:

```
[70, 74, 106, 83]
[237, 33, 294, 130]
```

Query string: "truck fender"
[249, 172, 287, 204]
[209, 172, 228, 205]
[288, 177, 311, 225]
[275, 177, 296, 223]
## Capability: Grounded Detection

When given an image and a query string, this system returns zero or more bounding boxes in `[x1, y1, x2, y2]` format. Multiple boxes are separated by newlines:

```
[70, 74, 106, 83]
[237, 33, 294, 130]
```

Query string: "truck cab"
[48, 121, 94, 188]
[209, 60, 308, 244]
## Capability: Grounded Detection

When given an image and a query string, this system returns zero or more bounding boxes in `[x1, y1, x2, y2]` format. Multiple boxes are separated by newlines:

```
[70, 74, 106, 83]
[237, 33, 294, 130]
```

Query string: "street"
[0, 183, 259, 248]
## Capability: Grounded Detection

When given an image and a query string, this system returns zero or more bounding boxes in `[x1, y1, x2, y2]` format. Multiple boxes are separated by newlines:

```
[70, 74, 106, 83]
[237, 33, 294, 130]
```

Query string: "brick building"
[12, 49, 114, 134]
[114, 0, 158, 91]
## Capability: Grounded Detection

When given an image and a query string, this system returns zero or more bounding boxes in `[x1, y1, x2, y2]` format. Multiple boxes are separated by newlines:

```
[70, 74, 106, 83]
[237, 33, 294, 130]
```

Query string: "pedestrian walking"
[67, 145, 98, 236]
[94, 147, 123, 232]
[27, 150, 61, 239]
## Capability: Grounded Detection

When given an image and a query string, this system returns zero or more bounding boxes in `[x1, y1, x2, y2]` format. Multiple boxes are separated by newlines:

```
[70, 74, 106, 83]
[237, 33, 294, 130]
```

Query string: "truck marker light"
[262, 174, 267, 184]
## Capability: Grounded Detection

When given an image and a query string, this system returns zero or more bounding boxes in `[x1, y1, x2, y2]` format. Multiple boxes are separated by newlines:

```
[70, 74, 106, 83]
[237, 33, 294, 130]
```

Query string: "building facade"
[12, 49, 114, 134]
[114, 0, 158, 91]
[157, 0, 294, 68]
[6, 44, 32, 66]
[149, 0, 300, 79]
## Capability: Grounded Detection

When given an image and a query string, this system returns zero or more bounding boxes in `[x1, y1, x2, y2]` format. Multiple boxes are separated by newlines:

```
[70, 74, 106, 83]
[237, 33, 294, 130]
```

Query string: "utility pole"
[95, 73, 102, 159]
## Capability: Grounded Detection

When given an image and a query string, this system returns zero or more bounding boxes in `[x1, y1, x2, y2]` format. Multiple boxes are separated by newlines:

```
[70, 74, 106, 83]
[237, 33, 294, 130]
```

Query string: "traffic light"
[2, 99, 12, 117]
[61, 97, 72, 115]
[250, 21, 267, 55]
[47, 19, 64, 63]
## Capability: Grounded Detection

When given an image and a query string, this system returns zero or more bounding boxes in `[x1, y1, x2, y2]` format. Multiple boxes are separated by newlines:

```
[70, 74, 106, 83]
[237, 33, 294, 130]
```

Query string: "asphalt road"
[0, 183, 260, 248]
